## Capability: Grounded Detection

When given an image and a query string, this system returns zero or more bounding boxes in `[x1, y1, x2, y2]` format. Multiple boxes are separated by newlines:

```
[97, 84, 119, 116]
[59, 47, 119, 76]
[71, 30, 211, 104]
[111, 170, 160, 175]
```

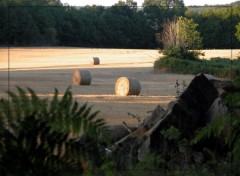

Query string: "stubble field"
[0, 48, 239, 125]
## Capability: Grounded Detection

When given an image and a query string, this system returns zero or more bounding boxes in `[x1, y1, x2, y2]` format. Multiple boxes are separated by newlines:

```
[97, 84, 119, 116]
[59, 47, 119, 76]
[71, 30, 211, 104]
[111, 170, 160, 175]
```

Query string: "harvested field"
[0, 48, 239, 125]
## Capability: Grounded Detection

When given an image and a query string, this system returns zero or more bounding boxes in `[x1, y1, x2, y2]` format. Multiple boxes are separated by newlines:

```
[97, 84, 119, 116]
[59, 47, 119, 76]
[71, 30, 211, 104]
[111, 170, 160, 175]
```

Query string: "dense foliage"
[236, 23, 240, 41]
[0, 0, 157, 48]
[156, 16, 203, 60]
[192, 78, 240, 175]
[0, 87, 108, 175]
[185, 5, 240, 49]
[154, 57, 240, 79]
[1, 0, 240, 48]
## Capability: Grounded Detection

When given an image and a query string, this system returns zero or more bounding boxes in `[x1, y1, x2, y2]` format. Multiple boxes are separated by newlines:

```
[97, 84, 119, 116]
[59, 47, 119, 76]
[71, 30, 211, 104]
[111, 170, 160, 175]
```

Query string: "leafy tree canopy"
[156, 16, 203, 60]
[143, 0, 185, 8]
[236, 23, 240, 41]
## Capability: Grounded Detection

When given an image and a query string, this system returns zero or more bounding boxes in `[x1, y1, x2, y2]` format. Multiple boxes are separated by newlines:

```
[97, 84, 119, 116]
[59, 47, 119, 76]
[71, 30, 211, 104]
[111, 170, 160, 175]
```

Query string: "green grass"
[154, 56, 240, 79]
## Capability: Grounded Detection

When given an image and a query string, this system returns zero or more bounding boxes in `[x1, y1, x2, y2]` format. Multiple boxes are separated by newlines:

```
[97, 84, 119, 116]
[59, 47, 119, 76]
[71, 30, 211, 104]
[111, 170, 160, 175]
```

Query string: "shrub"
[154, 56, 240, 79]
[156, 16, 203, 61]
[154, 56, 201, 74]
[0, 87, 107, 175]
[161, 46, 203, 61]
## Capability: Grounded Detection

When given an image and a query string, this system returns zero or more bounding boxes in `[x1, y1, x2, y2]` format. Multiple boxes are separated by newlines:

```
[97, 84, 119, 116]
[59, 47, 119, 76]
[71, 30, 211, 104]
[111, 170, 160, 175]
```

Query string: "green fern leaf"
[49, 88, 59, 113]
[0, 87, 107, 175]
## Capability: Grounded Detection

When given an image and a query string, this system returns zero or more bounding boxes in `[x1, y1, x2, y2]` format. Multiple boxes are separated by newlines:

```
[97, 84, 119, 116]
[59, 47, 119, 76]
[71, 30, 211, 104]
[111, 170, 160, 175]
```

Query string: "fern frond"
[87, 110, 100, 121]
[48, 88, 59, 113]
[0, 87, 107, 175]
[16, 86, 31, 113]
[82, 106, 92, 119]
[27, 88, 42, 113]
[192, 115, 229, 144]
[0, 98, 8, 121]
[7, 90, 22, 121]
[71, 101, 79, 115]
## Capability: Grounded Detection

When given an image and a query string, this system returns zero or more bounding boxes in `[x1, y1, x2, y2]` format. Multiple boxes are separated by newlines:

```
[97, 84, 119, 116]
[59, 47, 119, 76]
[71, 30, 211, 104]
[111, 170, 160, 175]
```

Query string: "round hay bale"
[115, 77, 141, 96]
[90, 57, 100, 65]
[72, 70, 92, 85]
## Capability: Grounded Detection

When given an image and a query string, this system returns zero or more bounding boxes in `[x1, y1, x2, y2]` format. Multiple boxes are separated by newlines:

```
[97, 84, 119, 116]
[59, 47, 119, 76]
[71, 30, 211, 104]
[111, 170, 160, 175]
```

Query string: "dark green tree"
[0, 2, 8, 45]
[185, 6, 240, 49]
[142, 0, 186, 48]
[143, 0, 184, 8]
[236, 23, 240, 41]
[8, 7, 41, 45]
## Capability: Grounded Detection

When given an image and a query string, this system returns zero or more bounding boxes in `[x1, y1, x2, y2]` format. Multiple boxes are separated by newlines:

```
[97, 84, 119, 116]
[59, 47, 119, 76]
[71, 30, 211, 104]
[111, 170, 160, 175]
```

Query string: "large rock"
[205, 97, 228, 123]
[140, 105, 166, 130]
[150, 73, 219, 151]
[201, 73, 236, 91]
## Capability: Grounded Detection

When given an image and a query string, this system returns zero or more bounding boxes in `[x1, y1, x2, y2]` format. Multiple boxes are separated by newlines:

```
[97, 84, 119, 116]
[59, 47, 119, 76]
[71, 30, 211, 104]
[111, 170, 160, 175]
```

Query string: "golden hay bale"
[72, 70, 92, 85]
[115, 77, 141, 96]
[90, 57, 100, 65]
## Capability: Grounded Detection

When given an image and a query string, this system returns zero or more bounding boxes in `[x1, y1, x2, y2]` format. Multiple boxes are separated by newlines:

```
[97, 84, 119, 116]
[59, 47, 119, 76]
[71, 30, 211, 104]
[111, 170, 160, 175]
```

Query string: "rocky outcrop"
[106, 73, 237, 167]
[149, 73, 219, 152]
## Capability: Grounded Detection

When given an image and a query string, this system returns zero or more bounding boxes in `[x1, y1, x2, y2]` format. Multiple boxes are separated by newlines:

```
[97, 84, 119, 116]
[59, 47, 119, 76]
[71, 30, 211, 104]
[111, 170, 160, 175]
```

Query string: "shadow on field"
[0, 67, 194, 125]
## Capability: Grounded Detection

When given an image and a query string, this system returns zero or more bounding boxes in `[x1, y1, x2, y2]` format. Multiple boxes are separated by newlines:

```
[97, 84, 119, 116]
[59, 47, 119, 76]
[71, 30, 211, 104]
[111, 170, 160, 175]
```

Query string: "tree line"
[0, 0, 240, 49]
